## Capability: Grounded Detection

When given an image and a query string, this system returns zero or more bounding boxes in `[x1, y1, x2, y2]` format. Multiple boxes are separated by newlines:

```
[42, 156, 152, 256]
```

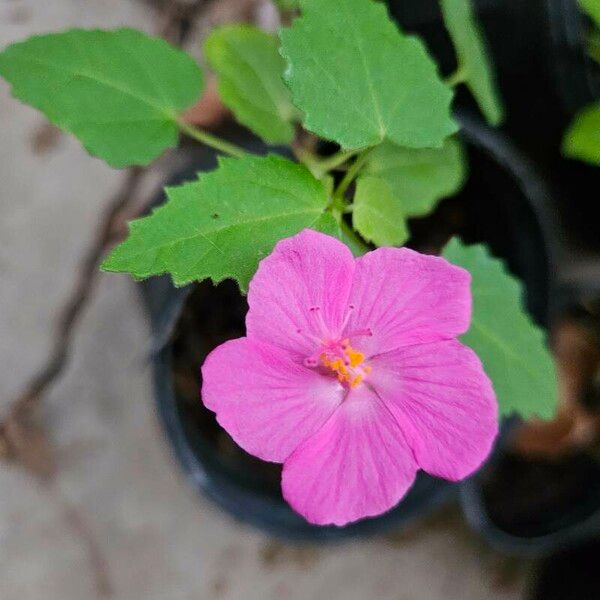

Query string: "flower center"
[298, 305, 372, 389]
[319, 339, 372, 389]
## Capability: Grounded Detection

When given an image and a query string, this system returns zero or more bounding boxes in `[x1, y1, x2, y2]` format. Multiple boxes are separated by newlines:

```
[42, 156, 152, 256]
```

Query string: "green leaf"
[340, 220, 371, 256]
[562, 102, 600, 165]
[279, 0, 457, 150]
[353, 177, 408, 247]
[309, 211, 341, 238]
[0, 28, 203, 167]
[589, 30, 600, 63]
[440, 0, 504, 126]
[102, 154, 334, 291]
[204, 25, 297, 144]
[579, 0, 600, 27]
[360, 138, 466, 218]
[444, 239, 557, 419]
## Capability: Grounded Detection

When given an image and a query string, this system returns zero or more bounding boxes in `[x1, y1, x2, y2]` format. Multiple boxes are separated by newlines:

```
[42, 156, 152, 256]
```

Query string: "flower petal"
[370, 340, 498, 481]
[346, 247, 471, 356]
[201, 337, 344, 463]
[246, 229, 355, 357]
[281, 386, 418, 526]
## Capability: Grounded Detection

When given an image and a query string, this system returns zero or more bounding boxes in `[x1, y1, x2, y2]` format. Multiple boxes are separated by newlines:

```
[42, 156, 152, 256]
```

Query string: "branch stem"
[333, 149, 371, 200]
[445, 66, 468, 87]
[317, 149, 357, 174]
[295, 147, 357, 178]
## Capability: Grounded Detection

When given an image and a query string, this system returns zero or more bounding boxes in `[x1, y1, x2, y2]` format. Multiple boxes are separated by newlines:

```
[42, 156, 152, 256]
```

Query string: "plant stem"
[317, 149, 357, 174]
[177, 121, 247, 158]
[295, 147, 357, 178]
[293, 146, 323, 176]
[445, 66, 468, 87]
[333, 148, 372, 200]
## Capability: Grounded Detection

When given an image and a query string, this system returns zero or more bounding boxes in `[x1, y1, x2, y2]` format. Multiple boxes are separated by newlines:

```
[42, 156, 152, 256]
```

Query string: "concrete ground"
[0, 1, 532, 598]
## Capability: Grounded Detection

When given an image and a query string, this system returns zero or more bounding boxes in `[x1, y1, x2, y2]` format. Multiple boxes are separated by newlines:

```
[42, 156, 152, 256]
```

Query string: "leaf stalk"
[445, 66, 468, 88]
[177, 121, 247, 158]
[333, 148, 372, 200]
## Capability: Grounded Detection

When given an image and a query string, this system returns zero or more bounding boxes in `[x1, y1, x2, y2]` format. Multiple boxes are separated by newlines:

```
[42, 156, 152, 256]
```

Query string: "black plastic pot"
[134, 0, 600, 545]
[137, 108, 589, 542]
[454, 117, 600, 557]
[140, 127, 460, 542]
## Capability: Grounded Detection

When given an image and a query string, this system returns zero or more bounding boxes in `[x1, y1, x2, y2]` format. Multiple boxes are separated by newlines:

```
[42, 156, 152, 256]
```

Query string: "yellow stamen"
[347, 348, 364, 367]
[319, 342, 370, 388]
[351, 374, 363, 389]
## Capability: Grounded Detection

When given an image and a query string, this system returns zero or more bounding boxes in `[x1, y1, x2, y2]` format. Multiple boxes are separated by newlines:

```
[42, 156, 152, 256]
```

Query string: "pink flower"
[201, 230, 498, 526]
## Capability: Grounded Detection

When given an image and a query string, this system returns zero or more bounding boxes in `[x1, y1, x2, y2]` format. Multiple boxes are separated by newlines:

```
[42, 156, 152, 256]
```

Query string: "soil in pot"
[171, 278, 282, 497]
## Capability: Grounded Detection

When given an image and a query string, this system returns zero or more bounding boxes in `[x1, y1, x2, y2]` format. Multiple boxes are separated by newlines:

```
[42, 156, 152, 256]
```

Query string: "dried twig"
[0, 167, 143, 455]
[54, 483, 115, 597]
